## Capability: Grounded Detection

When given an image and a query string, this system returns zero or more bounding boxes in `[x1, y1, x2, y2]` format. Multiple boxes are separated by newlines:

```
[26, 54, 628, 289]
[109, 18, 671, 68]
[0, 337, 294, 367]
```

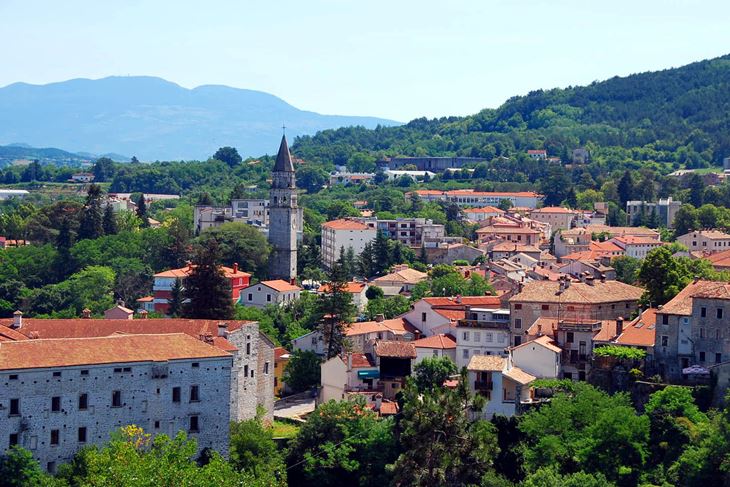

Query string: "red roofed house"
[241, 280, 302, 308]
[413, 333, 457, 364]
[463, 206, 505, 223]
[609, 235, 664, 259]
[320, 352, 380, 402]
[403, 295, 504, 338]
[153, 262, 250, 314]
[318, 281, 369, 312]
[529, 207, 577, 233]
[509, 335, 562, 379]
[527, 149, 548, 160]
[456, 306, 511, 368]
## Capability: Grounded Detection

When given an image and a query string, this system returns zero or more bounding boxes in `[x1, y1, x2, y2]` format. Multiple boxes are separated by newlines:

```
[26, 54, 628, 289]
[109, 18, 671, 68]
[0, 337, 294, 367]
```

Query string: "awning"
[682, 365, 710, 375]
[358, 369, 380, 379]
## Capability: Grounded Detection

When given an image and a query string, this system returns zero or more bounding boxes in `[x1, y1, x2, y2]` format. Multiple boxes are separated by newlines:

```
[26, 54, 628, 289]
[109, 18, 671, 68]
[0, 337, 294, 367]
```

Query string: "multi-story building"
[476, 225, 542, 247]
[413, 334, 457, 364]
[328, 171, 375, 186]
[455, 307, 511, 368]
[364, 217, 445, 247]
[321, 218, 377, 269]
[528, 207, 577, 233]
[609, 236, 664, 259]
[467, 355, 535, 418]
[0, 333, 232, 472]
[625, 197, 682, 228]
[654, 280, 730, 381]
[152, 263, 250, 315]
[402, 295, 504, 338]
[508, 278, 644, 347]
[526, 150, 547, 160]
[677, 230, 730, 253]
[463, 206, 505, 223]
[410, 189, 542, 209]
[240, 280, 302, 308]
[383, 156, 487, 171]
[1, 314, 275, 423]
[194, 200, 303, 236]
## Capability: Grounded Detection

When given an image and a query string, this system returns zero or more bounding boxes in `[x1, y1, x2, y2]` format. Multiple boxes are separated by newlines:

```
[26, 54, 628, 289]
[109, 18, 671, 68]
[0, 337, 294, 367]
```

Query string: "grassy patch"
[271, 420, 300, 439]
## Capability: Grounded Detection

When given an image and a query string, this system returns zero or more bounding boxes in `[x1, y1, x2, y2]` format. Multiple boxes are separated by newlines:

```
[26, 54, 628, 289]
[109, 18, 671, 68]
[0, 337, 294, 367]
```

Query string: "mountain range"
[0, 76, 399, 161]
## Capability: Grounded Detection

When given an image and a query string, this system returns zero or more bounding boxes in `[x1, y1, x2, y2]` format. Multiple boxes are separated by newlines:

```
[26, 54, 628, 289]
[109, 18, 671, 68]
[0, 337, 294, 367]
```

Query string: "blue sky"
[1, 0, 728, 121]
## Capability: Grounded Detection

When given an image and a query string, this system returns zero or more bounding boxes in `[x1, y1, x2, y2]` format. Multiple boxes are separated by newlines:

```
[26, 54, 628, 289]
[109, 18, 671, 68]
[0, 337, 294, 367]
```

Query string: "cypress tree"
[318, 254, 356, 359]
[373, 230, 391, 275]
[181, 241, 234, 319]
[78, 184, 104, 240]
[136, 194, 149, 227]
[102, 204, 118, 235]
[167, 278, 184, 317]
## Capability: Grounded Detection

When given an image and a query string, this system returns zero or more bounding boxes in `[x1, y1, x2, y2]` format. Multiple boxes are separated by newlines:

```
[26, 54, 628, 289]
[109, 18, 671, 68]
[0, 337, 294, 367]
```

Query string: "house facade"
[321, 219, 377, 269]
[240, 280, 302, 308]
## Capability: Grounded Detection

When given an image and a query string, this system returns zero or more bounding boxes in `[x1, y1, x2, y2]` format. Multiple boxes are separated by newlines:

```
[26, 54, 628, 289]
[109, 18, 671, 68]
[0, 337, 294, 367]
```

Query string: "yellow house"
[274, 347, 290, 396]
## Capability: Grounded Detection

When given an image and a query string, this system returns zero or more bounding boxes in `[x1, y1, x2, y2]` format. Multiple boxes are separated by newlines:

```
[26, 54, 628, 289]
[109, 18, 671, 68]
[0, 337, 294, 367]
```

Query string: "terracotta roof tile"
[374, 340, 416, 359]
[503, 366, 536, 385]
[349, 353, 376, 368]
[412, 333, 457, 349]
[615, 309, 657, 347]
[322, 219, 372, 230]
[345, 318, 415, 337]
[423, 296, 502, 307]
[509, 280, 643, 305]
[255, 280, 302, 292]
[433, 309, 466, 321]
[531, 207, 576, 214]
[708, 249, 730, 269]
[0, 333, 230, 371]
[373, 268, 428, 284]
[155, 265, 250, 279]
[511, 335, 561, 354]
[318, 282, 367, 294]
[659, 280, 729, 315]
[467, 355, 505, 371]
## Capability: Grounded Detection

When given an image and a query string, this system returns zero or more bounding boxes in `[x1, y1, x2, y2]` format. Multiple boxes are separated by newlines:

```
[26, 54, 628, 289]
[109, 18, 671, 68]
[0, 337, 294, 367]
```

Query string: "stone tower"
[268, 135, 298, 281]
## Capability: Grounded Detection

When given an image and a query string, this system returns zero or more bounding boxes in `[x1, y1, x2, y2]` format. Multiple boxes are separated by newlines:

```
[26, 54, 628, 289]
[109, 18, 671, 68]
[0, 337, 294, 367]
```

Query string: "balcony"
[458, 319, 510, 330]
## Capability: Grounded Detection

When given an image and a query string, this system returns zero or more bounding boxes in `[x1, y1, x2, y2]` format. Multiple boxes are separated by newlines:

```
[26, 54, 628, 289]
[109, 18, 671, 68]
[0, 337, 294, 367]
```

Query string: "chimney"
[11, 310, 22, 329]
[140, 310, 148, 319]
[81, 308, 92, 319]
[218, 322, 229, 338]
[616, 317, 624, 336]
[600, 274, 606, 283]
[375, 314, 385, 323]
[232, 262, 238, 274]
[347, 353, 353, 370]
[290, 278, 297, 286]
[455, 295, 462, 304]
[585, 276, 595, 286]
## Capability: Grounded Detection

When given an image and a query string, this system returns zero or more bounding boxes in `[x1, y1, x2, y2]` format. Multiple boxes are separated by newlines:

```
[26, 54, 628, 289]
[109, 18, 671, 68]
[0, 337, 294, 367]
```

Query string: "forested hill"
[292, 54, 730, 167]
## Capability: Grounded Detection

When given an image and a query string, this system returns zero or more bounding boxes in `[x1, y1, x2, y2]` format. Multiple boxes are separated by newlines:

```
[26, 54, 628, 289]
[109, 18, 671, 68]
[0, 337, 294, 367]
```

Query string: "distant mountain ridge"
[0, 76, 399, 160]
[0, 143, 127, 167]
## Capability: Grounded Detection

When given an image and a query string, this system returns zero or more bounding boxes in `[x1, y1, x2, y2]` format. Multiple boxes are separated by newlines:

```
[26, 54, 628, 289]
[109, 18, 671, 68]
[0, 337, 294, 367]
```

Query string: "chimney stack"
[375, 313, 385, 323]
[81, 308, 92, 319]
[218, 322, 229, 338]
[140, 310, 148, 319]
[616, 317, 624, 336]
[11, 310, 22, 329]
[232, 262, 238, 274]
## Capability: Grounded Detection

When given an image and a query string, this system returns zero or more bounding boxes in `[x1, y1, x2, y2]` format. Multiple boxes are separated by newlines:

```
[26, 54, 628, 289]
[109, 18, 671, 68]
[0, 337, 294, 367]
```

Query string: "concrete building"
[193, 200, 303, 237]
[463, 206, 505, 223]
[467, 355, 535, 418]
[508, 278, 644, 347]
[455, 307, 511, 368]
[476, 225, 542, 247]
[0, 315, 275, 424]
[240, 280, 302, 308]
[0, 333, 232, 472]
[528, 207, 577, 233]
[626, 197, 682, 228]
[609, 236, 665, 259]
[372, 265, 428, 294]
[509, 335, 561, 379]
[411, 189, 542, 209]
[321, 219, 377, 269]
[654, 280, 730, 382]
[526, 150, 547, 160]
[328, 171, 374, 186]
[412, 334, 457, 364]
[268, 135, 299, 281]
[366, 217, 445, 248]
[677, 230, 730, 253]
[383, 156, 487, 171]
[383, 170, 436, 181]
[402, 295, 504, 338]
[318, 281, 369, 313]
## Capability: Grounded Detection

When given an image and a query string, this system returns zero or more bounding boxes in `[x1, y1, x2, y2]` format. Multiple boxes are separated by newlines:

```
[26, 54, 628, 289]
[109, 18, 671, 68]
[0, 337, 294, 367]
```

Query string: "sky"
[1, 0, 729, 122]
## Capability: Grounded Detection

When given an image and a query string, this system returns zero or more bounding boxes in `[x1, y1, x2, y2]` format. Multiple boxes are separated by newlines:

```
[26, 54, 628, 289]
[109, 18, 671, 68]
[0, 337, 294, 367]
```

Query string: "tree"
[673, 204, 700, 237]
[167, 278, 184, 317]
[0, 446, 56, 487]
[286, 398, 396, 487]
[92, 157, 115, 182]
[77, 184, 105, 240]
[392, 371, 499, 486]
[283, 350, 321, 394]
[136, 194, 149, 227]
[229, 415, 286, 485]
[196, 222, 271, 276]
[612, 255, 641, 284]
[182, 241, 234, 319]
[687, 173, 706, 207]
[317, 256, 355, 358]
[637, 247, 691, 306]
[213, 146, 242, 167]
[373, 230, 391, 275]
[296, 165, 328, 193]
[412, 356, 457, 391]
[365, 295, 410, 319]
[365, 284, 383, 300]
[522, 467, 613, 487]
[618, 170, 634, 207]
[102, 204, 118, 235]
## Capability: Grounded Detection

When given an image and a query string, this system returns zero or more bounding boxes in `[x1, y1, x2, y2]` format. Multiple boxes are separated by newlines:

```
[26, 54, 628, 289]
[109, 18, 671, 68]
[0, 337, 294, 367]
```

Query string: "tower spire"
[273, 134, 294, 172]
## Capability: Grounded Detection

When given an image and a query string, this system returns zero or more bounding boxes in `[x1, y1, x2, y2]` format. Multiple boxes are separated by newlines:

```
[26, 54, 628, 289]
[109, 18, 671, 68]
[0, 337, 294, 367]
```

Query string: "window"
[190, 385, 200, 402]
[78, 427, 87, 443]
[172, 387, 181, 403]
[80, 369, 89, 376]
[486, 333, 493, 343]
[514, 336, 522, 346]
[662, 315, 669, 325]
[421, 312, 427, 322]
[701, 307, 707, 318]
[432, 350, 439, 357]
[9, 433, 18, 447]
[112, 391, 122, 408]
[47, 462, 56, 474]
[700, 328, 705, 338]
[154, 421, 160, 429]
[9, 374, 17, 380]
[474, 332, 481, 342]
[661, 336, 668, 347]
[718, 308, 724, 319]
[462, 331, 470, 341]
[463, 349, 469, 359]
[192, 362, 199, 368]
[51, 397, 61, 412]
[566, 332, 574, 343]
[717, 329, 722, 339]
[514, 318, 522, 329]
[267, 294, 272, 302]
[248, 293, 253, 301]
[514, 304, 522, 310]
[578, 371, 586, 381]
[50, 430, 59, 446]
[189, 415, 200, 433]
[53, 371, 61, 377]
[264, 362, 270, 374]
[563, 372, 573, 380]
[9, 398, 19, 416]
[699, 351, 706, 362]
[541, 304, 549, 311]
[716, 353, 723, 364]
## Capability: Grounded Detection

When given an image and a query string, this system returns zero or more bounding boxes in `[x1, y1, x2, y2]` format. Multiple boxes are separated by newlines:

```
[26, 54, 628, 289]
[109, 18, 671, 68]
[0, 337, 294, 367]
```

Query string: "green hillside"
[292, 54, 730, 168]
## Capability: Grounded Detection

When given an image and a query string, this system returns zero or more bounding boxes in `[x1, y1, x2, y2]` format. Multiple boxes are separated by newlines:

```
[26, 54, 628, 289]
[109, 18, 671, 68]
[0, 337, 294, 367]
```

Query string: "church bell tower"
[267, 135, 298, 281]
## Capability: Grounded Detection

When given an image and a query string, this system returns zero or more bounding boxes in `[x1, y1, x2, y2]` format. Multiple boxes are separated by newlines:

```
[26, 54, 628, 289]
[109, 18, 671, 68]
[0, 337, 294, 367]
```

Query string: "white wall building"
[321, 219, 377, 269]
[412, 190, 542, 209]
[467, 355, 535, 419]
[509, 335, 561, 378]
[412, 334, 457, 365]
[455, 308, 511, 369]
[677, 230, 730, 253]
[240, 280, 302, 308]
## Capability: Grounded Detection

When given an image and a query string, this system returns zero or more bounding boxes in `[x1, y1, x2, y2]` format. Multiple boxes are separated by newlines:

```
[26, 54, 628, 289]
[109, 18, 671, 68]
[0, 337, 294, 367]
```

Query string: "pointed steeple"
[273, 135, 295, 172]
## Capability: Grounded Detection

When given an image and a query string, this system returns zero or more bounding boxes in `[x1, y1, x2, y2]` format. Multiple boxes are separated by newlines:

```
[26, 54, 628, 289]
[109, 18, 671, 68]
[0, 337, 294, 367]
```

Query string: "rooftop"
[374, 340, 416, 359]
[531, 207, 576, 214]
[322, 218, 372, 231]
[467, 355, 505, 372]
[373, 267, 428, 284]
[412, 333, 457, 349]
[345, 317, 416, 337]
[510, 280, 643, 304]
[659, 280, 730, 315]
[615, 309, 657, 347]
[511, 334, 562, 354]
[254, 279, 302, 292]
[155, 264, 250, 279]
[423, 296, 503, 308]
[0, 333, 230, 371]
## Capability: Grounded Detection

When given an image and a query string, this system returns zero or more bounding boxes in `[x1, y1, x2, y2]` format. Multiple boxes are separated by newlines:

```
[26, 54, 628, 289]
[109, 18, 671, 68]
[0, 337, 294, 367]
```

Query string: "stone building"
[0, 315, 275, 423]
[0, 333, 232, 472]
[268, 135, 299, 281]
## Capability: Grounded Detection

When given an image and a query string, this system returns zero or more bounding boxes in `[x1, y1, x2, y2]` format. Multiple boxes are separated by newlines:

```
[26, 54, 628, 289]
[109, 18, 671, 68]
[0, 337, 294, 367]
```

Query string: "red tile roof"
[155, 265, 250, 279]
[379, 402, 399, 415]
[510, 280, 643, 304]
[433, 309, 466, 321]
[345, 318, 416, 337]
[659, 280, 728, 316]
[274, 347, 290, 361]
[707, 249, 730, 269]
[374, 340, 416, 359]
[0, 333, 231, 371]
[531, 207, 575, 214]
[511, 334, 562, 353]
[322, 219, 372, 230]
[350, 353, 375, 368]
[318, 282, 367, 294]
[412, 333, 456, 349]
[423, 296, 502, 308]
[615, 309, 657, 347]
[255, 280, 302, 292]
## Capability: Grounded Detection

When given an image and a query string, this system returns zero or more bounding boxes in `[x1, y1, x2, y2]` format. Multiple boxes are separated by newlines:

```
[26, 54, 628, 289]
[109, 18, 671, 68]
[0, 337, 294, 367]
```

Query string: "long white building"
[321, 218, 377, 269]
[410, 189, 542, 209]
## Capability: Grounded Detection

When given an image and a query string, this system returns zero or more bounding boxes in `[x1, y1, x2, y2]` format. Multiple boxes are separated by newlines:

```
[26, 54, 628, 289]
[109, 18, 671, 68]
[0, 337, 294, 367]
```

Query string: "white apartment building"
[609, 236, 664, 259]
[321, 219, 377, 269]
[455, 308, 511, 369]
[0, 333, 232, 473]
[411, 190, 542, 209]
